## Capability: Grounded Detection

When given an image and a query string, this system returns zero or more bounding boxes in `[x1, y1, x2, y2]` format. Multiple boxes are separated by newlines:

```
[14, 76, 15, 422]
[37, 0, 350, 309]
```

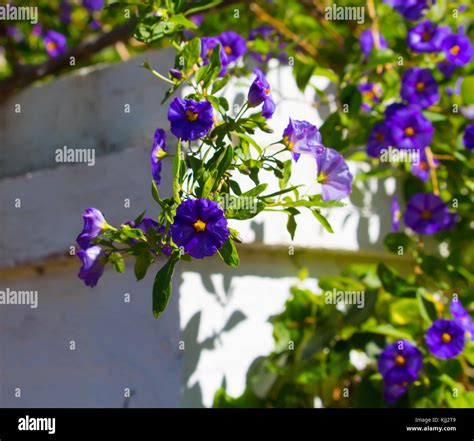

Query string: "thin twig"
[249, 2, 318, 58]
[425, 146, 440, 196]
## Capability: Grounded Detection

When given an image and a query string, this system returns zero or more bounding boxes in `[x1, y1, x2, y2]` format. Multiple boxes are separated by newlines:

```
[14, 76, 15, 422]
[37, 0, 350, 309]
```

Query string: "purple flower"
[82, 0, 104, 12]
[150, 128, 167, 186]
[386, 106, 433, 150]
[367, 122, 393, 158]
[407, 21, 449, 53]
[43, 30, 67, 57]
[378, 340, 423, 404]
[248, 68, 276, 119]
[77, 245, 105, 287]
[441, 34, 474, 67]
[384, 0, 429, 21]
[76, 208, 108, 249]
[90, 19, 101, 31]
[359, 29, 388, 60]
[59, 0, 72, 25]
[217, 31, 247, 63]
[32, 24, 42, 38]
[358, 83, 382, 111]
[437, 60, 456, 78]
[385, 102, 407, 118]
[249, 25, 274, 40]
[401, 68, 439, 109]
[391, 196, 401, 232]
[170, 199, 230, 259]
[463, 124, 474, 151]
[282, 118, 324, 162]
[316, 148, 353, 201]
[169, 68, 183, 80]
[126, 217, 159, 246]
[168, 98, 213, 141]
[378, 340, 423, 383]
[404, 193, 454, 235]
[383, 370, 413, 404]
[450, 299, 474, 341]
[411, 148, 438, 182]
[200, 37, 228, 66]
[426, 319, 465, 359]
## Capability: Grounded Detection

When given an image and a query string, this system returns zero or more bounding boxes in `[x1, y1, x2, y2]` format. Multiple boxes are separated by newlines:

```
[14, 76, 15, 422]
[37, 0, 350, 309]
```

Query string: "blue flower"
[367, 122, 392, 158]
[463, 124, 474, 151]
[77, 245, 105, 287]
[401, 67, 439, 109]
[248, 68, 276, 119]
[168, 98, 214, 141]
[150, 128, 167, 185]
[407, 21, 449, 53]
[441, 33, 474, 67]
[384, 0, 429, 21]
[391, 196, 401, 232]
[76, 208, 108, 249]
[425, 319, 465, 359]
[43, 30, 67, 57]
[359, 29, 388, 61]
[316, 148, 353, 201]
[450, 299, 474, 341]
[282, 118, 324, 162]
[170, 199, 230, 259]
[217, 31, 247, 63]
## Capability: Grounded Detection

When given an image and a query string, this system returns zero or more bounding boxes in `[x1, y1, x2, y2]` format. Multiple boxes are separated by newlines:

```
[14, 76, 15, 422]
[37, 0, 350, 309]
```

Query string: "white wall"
[0, 50, 406, 407]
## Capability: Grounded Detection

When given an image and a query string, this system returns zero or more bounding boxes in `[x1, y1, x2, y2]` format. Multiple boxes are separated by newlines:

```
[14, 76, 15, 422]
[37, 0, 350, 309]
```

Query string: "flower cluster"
[378, 298, 473, 404]
[74, 33, 353, 320]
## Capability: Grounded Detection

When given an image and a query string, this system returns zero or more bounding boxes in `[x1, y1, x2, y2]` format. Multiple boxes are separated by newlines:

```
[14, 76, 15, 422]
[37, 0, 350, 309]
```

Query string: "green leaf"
[212, 75, 231, 94]
[377, 263, 416, 297]
[181, 37, 201, 69]
[311, 209, 334, 233]
[422, 110, 447, 122]
[109, 252, 125, 273]
[152, 253, 180, 319]
[340, 84, 362, 116]
[134, 252, 154, 281]
[279, 160, 292, 190]
[461, 76, 474, 105]
[416, 289, 437, 324]
[287, 214, 297, 240]
[151, 180, 160, 205]
[218, 238, 240, 268]
[231, 131, 262, 154]
[384, 232, 414, 254]
[242, 183, 268, 198]
[169, 14, 197, 29]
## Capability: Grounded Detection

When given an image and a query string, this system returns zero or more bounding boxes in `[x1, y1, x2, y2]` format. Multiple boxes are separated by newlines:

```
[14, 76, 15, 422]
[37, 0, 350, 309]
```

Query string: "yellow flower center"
[441, 332, 452, 343]
[419, 161, 428, 170]
[193, 219, 207, 232]
[363, 90, 375, 101]
[318, 172, 328, 184]
[264, 88, 270, 95]
[415, 81, 425, 92]
[283, 135, 294, 151]
[421, 209, 432, 220]
[46, 41, 57, 51]
[224, 45, 232, 55]
[395, 355, 406, 366]
[404, 127, 415, 137]
[186, 110, 199, 122]
[449, 45, 460, 56]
